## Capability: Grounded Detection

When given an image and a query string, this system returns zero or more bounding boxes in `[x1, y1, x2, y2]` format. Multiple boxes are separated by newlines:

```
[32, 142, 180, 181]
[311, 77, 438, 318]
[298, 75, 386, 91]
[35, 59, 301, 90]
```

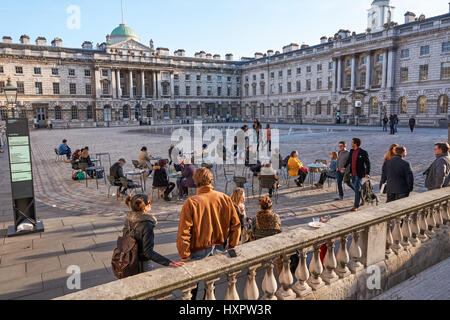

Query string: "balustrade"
[348, 231, 363, 273]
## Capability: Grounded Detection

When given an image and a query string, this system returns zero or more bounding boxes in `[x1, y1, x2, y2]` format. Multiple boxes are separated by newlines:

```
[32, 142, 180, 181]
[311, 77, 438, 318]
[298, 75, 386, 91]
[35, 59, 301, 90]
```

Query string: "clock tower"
[367, 0, 394, 32]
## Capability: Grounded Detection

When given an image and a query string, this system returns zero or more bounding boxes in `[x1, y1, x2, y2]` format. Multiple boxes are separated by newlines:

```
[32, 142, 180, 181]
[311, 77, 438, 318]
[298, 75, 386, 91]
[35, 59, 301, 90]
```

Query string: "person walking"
[409, 116, 416, 133]
[382, 115, 389, 132]
[123, 194, 184, 273]
[393, 114, 399, 134]
[176, 168, 241, 299]
[265, 124, 272, 152]
[380, 146, 414, 203]
[423, 142, 450, 190]
[344, 138, 371, 212]
[335, 141, 354, 200]
[389, 114, 395, 135]
[253, 119, 262, 152]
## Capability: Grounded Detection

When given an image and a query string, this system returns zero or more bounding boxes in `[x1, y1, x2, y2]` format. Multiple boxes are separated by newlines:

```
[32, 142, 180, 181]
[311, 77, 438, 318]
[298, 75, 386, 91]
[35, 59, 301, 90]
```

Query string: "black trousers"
[296, 170, 307, 184]
[386, 193, 409, 203]
[163, 183, 176, 197]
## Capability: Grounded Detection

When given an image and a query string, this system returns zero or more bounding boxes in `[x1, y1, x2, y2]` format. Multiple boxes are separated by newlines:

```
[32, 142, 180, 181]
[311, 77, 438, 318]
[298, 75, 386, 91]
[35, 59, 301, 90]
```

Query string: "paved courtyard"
[0, 123, 447, 300]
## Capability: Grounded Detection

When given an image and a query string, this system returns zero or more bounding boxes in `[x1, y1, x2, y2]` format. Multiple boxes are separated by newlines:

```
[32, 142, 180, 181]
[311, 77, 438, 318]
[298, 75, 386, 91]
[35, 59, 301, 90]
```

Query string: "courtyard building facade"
[0, 0, 449, 128]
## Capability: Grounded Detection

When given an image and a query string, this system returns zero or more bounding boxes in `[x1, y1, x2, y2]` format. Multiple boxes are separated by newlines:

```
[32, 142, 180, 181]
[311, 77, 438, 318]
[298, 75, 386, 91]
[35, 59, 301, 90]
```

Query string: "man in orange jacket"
[176, 167, 241, 299]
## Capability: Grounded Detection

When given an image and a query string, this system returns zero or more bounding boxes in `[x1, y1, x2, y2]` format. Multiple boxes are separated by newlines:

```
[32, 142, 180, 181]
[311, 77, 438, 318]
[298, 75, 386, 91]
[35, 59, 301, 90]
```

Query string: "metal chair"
[258, 175, 279, 203]
[78, 162, 90, 188]
[132, 160, 140, 169]
[54, 148, 65, 162]
[107, 175, 122, 200]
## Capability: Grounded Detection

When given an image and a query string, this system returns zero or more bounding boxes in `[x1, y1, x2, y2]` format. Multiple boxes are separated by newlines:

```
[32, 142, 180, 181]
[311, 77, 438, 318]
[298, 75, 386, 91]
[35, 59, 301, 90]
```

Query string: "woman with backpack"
[121, 194, 184, 273]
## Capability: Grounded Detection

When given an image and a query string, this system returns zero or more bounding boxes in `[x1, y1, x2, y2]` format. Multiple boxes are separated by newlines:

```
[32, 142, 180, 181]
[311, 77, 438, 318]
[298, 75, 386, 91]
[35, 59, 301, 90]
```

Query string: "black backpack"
[282, 156, 290, 168]
[361, 180, 379, 206]
[111, 222, 140, 279]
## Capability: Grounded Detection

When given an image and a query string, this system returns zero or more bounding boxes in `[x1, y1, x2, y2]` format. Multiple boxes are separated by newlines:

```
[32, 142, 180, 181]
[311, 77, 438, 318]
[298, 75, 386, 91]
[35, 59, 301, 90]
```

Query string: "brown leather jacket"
[176, 185, 241, 259]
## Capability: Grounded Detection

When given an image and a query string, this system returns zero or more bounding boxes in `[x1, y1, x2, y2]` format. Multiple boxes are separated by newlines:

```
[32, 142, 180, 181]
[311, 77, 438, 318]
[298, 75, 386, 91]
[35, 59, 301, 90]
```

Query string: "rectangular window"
[419, 65, 428, 81]
[376, 54, 383, 63]
[317, 64, 322, 72]
[197, 86, 202, 96]
[441, 62, 450, 79]
[69, 69, 76, 76]
[227, 86, 231, 96]
[306, 79, 311, 91]
[16, 66, 23, 74]
[278, 71, 283, 78]
[0, 81, 4, 93]
[252, 85, 256, 96]
[287, 82, 291, 93]
[0, 66, 3, 73]
[217, 75, 222, 82]
[174, 74, 179, 81]
[401, 67, 408, 83]
[185, 74, 191, 81]
[17, 82, 24, 94]
[236, 87, 240, 97]
[227, 76, 231, 82]
[185, 86, 191, 96]
[260, 73, 264, 80]
[306, 66, 311, 73]
[217, 86, 222, 96]
[34, 67, 41, 75]
[401, 49, 410, 58]
[270, 72, 274, 79]
[102, 69, 108, 77]
[174, 85, 180, 96]
[442, 41, 450, 53]
[85, 84, 92, 95]
[296, 81, 301, 92]
[35, 82, 43, 94]
[253, 75, 256, 81]
[260, 84, 265, 95]
[297, 67, 301, 75]
[102, 82, 109, 94]
[69, 83, 77, 94]
[53, 83, 60, 95]
[287, 69, 292, 76]
[236, 77, 240, 83]
[328, 61, 334, 69]
[328, 76, 333, 89]
[207, 86, 212, 96]
[52, 68, 59, 75]
[420, 45, 430, 56]
[207, 75, 212, 82]
[317, 78, 322, 90]
[278, 83, 282, 94]
[197, 75, 201, 81]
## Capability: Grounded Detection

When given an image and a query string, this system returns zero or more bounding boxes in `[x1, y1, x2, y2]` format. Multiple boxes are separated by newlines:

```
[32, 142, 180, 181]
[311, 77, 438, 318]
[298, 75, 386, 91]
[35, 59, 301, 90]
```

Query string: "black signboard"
[6, 118, 44, 237]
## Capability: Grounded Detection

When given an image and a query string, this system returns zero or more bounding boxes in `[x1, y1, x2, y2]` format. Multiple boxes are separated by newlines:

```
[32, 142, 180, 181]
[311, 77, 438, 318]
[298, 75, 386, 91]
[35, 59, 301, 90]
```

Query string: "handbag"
[76, 172, 86, 180]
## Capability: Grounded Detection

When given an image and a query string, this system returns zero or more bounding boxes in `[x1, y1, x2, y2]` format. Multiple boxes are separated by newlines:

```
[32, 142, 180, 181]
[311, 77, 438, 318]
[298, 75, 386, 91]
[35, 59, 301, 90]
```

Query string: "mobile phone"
[227, 249, 238, 258]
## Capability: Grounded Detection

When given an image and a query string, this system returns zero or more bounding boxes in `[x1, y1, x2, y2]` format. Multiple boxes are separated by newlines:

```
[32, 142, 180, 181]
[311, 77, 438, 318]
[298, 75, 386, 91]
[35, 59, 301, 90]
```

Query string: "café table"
[306, 163, 328, 186]
[126, 169, 145, 192]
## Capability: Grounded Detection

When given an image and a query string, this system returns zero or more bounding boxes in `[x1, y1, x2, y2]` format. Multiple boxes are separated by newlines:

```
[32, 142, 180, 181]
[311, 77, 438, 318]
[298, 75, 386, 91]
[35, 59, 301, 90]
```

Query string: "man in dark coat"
[409, 117, 416, 133]
[380, 146, 414, 203]
[344, 138, 371, 211]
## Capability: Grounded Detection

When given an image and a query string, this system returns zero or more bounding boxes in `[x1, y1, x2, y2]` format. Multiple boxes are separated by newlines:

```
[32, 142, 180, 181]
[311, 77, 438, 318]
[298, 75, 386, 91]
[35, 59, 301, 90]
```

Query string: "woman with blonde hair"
[383, 144, 399, 163]
[314, 151, 339, 188]
[231, 188, 248, 241]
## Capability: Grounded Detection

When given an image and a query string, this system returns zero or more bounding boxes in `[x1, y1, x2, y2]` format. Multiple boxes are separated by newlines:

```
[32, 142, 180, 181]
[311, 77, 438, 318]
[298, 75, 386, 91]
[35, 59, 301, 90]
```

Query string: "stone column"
[333, 58, 338, 93]
[111, 68, 117, 99]
[94, 67, 101, 99]
[337, 57, 342, 92]
[129, 70, 134, 99]
[116, 69, 122, 98]
[350, 55, 356, 91]
[152, 71, 157, 98]
[387, 49, 395, 89]
[365, 52, 371, 91]
[141, 70, 146, 98]
[381, 49, 388, 89]
[170, 72, 175, 99]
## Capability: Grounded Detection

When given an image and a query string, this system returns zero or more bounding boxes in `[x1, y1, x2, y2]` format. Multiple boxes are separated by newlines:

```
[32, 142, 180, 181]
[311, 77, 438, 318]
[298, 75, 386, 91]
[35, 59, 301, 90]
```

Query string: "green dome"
[110, 24, 137, 38]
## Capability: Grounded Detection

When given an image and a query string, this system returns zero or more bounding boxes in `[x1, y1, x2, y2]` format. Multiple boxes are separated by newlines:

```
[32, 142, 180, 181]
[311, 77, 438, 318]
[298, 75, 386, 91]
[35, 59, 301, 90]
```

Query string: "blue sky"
[0, 0, 448, 58]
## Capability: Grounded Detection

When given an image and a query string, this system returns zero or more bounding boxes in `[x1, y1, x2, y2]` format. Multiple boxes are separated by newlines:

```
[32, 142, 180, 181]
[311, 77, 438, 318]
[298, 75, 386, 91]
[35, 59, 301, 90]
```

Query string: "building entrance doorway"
[34, 105, 48, 128]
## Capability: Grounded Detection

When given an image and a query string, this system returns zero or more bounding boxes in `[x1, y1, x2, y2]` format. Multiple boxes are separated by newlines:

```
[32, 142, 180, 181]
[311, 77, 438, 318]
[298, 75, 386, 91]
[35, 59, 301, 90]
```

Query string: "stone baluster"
[307, 245, 325, 290]
[426, 206, 436, 237]
[401, 214, 412, 249]
[336, 235, 351, 278]
[181, 286, 198, 300]
[418, 209, 429, 242]
[434, 203, 444, 228]
[385, 220, 395, 258]
[442, 201, 450, 225]
[276, 254, 296, 300]
[293, 249, 312, 297]
[410, 212, 421, 247]
[204, 277, 220, 300]
[262, 261, 278, 300]
[322, 240, 339, 284]
[244, 265, 260, 300]
[391, 218, 403, 254]
[225, 271, 241, 300]
[348, 231, 364, 273]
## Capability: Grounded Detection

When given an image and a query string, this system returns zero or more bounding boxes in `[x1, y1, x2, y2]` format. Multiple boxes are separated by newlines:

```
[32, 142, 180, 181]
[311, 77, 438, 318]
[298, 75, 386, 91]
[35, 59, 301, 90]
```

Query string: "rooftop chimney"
[20, 35, 30, 44]
[51, 38, 63, 47]
[282, 43, 299, 53]
[206, 53, 212, 59]
[320, 36, 327, 44]
[267, 50, 274, 56]
[404, 12, 416, 24]
[174, 49, 185, 57]
[36, 37, 47, 46]
[213, 54, 221, 60]
[254, 52, 264, 59]
[2, 36, 12, 43]
[82, 41, 93, 50]
[156, 47, 169, 56]
[225, 53, 233, 61]
[300, 44, 309, 49]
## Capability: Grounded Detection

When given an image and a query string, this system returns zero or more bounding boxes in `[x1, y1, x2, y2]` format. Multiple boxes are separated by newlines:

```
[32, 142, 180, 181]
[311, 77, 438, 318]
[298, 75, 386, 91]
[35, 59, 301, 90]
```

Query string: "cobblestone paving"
[0, 123, 447, 300]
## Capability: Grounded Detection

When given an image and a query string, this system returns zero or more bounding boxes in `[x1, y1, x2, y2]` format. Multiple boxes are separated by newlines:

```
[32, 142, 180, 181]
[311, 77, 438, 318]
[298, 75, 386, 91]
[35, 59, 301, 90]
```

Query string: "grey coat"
[424, 153, 450, 190]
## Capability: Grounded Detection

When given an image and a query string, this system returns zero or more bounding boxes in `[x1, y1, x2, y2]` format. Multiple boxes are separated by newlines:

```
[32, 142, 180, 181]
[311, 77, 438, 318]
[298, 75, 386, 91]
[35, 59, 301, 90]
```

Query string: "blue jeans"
[60, 148, 72, 160]
[336, 171, 354, 198]
[351, 176, 363, 208]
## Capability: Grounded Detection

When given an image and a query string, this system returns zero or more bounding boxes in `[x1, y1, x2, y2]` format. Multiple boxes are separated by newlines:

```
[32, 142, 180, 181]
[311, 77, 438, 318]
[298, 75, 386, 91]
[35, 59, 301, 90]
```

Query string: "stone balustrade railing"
[57, 188, 450, 300]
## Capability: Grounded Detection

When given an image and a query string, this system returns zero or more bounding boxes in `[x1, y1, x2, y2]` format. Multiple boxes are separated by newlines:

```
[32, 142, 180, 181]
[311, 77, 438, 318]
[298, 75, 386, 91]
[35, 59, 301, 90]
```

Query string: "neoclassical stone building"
[0, 0, 449, 128]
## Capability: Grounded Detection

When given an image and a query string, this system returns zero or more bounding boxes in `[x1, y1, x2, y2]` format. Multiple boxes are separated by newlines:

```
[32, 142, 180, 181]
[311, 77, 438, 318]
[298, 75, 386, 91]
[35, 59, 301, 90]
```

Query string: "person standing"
[344, 138, 371, 212]
[380, 146, 414, 203]
[265, 124, 272, 152]
[409, 116, 416, 133]
[389, 114, 395, 135]
[177, 168, 241, 300]
[382, 115, 389, 132]
[423, 142, 450, 190]
[393, 114, 399, 134]
[335, 141, 354, 201]
[253, 119, 262, 152]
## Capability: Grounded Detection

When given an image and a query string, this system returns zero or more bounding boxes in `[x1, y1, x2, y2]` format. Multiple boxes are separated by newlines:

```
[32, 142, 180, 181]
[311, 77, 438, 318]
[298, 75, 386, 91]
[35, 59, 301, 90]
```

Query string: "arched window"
[123, 105, 130, 118]
[369, 97, 379, 115]
[135, 105, 141, 120]
[175, 105, 181, 117]
[340, 99, 348, 115]
[417, 96, 427, 114]
[305, 102, 311, 115]
[87, 105, 94, 120]
[261, 104, 265, 116]
[399, 97, 407, 114]
[146, 105, 153, 118]
[296, 103, 302, 116]
[163, 105, 170, 118]
[315, 101, 322, 115]
[327, 101, 332, 115]
[104, 106, 112, 122]
[55, 106, 62, 120]
[71, 105, 78, 120]
[438, 95, 449, 114]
